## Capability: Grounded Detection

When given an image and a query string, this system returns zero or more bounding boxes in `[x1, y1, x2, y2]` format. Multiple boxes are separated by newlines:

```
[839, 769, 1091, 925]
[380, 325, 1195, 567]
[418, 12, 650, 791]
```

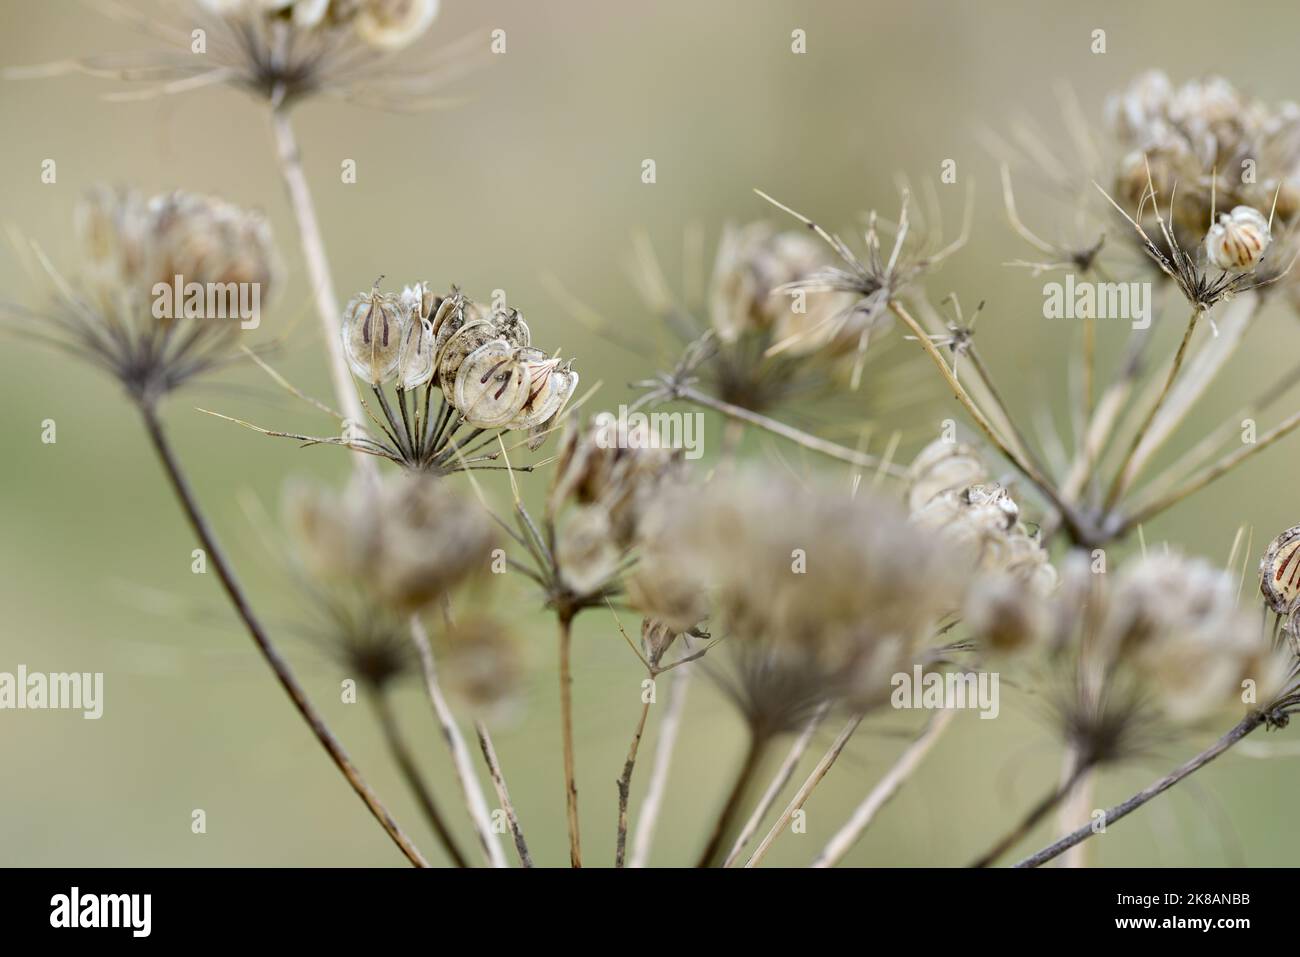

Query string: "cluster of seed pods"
[341, 281, 578, 437]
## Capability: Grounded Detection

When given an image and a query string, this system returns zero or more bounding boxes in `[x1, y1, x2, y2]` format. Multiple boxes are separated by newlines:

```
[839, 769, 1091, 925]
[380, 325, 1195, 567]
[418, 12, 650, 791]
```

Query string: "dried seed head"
[555, 503, 623, 597]
[285, 472, 496, 613]
[342, 280, 409, 385]
[964, 576, 1050, 654]
[1205, 205, 1271, 272]
[24, 187, 279, 399]
[709, 222, 855, 352]
[633, 470, 974, 712]
[549, 415, 684, 545]
[905, 438, 987, 513]
[439, 615, 521, 716]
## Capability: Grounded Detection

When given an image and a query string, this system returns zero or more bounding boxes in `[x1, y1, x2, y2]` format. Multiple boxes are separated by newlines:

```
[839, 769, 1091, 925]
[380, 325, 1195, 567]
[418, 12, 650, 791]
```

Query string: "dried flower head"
[9, 0, 473, 112]
[5, 186, 278, 402]
[753, 185, 970, 384]
[220, 283, 577, 474]
[632, 470, 974, 717]
[991, 551, 1287, 768]
[512, 414, 685, 610]
[285, 471, 496, 613]
[438, 615, 522, 718]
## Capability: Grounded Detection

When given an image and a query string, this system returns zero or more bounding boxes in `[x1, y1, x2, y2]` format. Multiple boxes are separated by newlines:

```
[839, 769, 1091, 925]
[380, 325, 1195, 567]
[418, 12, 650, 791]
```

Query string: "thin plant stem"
[268, 107, 373, 477]
[1015, 712, 1265, 869]
[744, 713, 862, 868]
[474, 720, 532, 868]
[138, 402, 427, 866]
[1104, 306, 1200, 509]
[557, 611, 582, 867]
[722, 702, 829, 868]
[408, 615, 508, 868]
[970, 763, 1091, 867]
[696, 731, 769, 867]
[965, 345, 1053, 480]
[811, 708, 956, 868]
[615, 697, 652, 868]
[629, 663, 693, 868]
[674, 384, 905, 476]
[1121, 405, 1300, 530]
[889, 301, 1085, 537]
[369, 691, 469, 867]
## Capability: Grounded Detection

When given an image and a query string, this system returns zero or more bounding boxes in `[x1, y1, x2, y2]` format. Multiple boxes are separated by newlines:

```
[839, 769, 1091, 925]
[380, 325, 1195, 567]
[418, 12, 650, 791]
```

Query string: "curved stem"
[558, 612, 582, 867]
[1015, 712, 1265, 869]
[139, 402, 426, 866]
[369, 691, 469, 867]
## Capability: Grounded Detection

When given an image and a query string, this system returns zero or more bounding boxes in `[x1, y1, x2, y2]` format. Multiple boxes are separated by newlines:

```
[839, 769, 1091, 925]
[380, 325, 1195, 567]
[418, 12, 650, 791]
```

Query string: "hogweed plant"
[14, 13, 1300, 870]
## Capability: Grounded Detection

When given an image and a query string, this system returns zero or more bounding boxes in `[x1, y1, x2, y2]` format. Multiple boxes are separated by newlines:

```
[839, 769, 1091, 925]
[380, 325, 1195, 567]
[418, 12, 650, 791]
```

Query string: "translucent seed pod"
[396, 315, 435, 390]
[1205, 205, 1271, 271]
[355, 0, 440, 52]
[453, 340, 532, 428]
[342, 283, 408, 385]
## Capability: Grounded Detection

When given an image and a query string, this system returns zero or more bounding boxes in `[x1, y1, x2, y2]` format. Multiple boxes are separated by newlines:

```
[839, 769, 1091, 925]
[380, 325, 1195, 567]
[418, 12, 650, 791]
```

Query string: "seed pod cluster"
[341, 283, 578, 440]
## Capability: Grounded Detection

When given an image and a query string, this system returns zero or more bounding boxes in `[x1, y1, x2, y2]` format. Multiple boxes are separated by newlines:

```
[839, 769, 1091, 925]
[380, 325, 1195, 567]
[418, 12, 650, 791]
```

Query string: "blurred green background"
[3, 0, 1300, 867]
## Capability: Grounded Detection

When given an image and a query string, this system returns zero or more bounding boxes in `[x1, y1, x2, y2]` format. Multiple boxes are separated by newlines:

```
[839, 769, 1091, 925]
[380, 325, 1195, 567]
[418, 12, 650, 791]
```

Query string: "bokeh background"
[3, 0, 1300, 867]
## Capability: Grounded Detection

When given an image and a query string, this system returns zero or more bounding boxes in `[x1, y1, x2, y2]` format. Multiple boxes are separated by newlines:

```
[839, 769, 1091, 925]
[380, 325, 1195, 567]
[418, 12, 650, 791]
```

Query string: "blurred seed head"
[13, 186, 278, 401]
[632, 470, 973, 716]
[285, 471, 497, 613]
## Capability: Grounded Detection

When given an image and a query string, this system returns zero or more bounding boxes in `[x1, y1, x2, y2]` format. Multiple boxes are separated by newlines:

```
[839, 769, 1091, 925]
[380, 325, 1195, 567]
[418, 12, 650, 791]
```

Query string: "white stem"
[269, 108, 373, 476]
[811, 709, 955, 868]
[722, 702, 828, 867]
[744, 714, 863, 868]
[629, 663, 693, 868]
[409, 616, 507, 868]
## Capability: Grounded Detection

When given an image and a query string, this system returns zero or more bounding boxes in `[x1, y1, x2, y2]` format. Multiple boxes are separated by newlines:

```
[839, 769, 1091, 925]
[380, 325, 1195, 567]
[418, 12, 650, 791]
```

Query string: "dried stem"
[269, 107, 372, 477]
[1122, 405, 1300, 530]
[696, 731, 769, 867]
[970, 762, 1090, 867]
[558, 612, 582, 867]
[138, 402, 427, 866]
[888, 301, 1085, 537]
[615, 697, 652, 867]
[474, 720, 532, 867]
[811, 708, 956, 868]
[1104, 306, 1201, 509]
[745, 713, 864, 868]
[674, 384, 905, 476]
[408, 615, 507, 868]
[1015, 712, 1265, 868]
[629, 663, 693, 867]
[722, 702, 829, 868]
[369, 691, 469, 867]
